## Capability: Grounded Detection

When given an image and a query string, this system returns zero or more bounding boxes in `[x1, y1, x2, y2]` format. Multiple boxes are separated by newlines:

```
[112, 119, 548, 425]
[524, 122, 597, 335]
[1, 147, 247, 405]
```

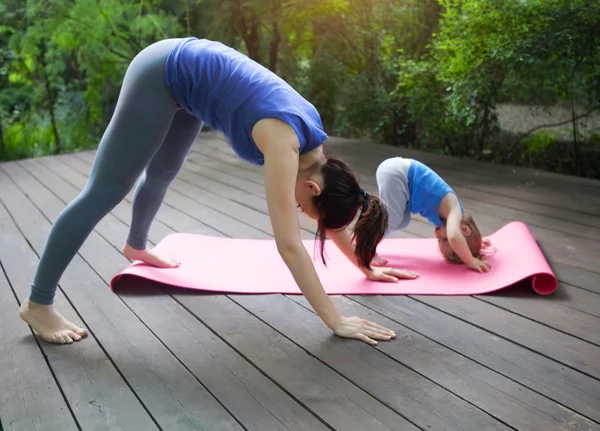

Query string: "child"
[373, 156, 491, 272]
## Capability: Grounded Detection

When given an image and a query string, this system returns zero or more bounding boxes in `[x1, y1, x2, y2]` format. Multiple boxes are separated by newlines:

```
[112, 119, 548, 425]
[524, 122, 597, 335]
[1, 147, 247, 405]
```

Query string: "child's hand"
[366, 267, 418, 282]
[467, 257, 491, 273]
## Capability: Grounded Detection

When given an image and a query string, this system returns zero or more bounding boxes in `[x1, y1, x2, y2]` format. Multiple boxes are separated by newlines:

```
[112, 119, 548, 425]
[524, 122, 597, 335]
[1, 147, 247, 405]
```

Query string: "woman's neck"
[298, 145, 325, 172]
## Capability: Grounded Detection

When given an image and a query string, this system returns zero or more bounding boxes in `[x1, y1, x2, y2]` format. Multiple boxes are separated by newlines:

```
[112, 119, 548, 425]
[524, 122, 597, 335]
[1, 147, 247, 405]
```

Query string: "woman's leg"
[20, 38, 184, 344]
[123, 112, 204, 266]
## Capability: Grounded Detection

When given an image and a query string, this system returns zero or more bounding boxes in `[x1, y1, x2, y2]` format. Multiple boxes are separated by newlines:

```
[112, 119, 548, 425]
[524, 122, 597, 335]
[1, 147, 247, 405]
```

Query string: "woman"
[19, 37, 416, 346]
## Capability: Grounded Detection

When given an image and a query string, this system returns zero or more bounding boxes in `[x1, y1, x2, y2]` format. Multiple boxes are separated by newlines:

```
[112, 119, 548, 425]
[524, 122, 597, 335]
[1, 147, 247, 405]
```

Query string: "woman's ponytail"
[352, 192, 388, 270]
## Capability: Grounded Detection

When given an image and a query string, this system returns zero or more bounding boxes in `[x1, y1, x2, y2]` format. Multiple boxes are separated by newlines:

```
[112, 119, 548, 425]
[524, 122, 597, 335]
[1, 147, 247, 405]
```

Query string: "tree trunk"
[38, 50, 61, 154]
[0, 113, 5, 159]
[268, 21, 280, 73]
[234, 0, 261, 62]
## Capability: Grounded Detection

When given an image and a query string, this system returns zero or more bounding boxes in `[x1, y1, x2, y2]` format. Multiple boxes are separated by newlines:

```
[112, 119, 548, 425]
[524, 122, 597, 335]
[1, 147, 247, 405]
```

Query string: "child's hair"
[442, 211, 483, 263]
[313, 157, 388, 270]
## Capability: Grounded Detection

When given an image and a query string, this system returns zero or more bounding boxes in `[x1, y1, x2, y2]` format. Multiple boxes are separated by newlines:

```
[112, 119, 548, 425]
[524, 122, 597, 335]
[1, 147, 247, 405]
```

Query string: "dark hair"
[441, 211, 483, 263]
[313, 157, 388, 270]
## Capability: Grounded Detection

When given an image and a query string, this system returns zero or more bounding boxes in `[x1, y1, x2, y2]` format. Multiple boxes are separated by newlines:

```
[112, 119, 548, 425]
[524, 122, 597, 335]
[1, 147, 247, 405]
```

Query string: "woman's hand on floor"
[332, 316, 396, 345]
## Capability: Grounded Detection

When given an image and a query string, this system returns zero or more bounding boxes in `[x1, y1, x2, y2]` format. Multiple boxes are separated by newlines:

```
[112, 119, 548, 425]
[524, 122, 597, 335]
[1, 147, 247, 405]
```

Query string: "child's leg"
[124, 112, 204, 266]
[373, 157, 412, 266]
[21, 38, 183, 344]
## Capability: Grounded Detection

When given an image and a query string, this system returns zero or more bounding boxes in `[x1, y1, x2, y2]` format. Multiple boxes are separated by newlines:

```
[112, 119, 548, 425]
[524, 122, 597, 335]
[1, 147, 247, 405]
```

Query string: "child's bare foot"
[19, 298, 87, 344]
[122, 243, 180, 268]
[371, 254, 388, 267]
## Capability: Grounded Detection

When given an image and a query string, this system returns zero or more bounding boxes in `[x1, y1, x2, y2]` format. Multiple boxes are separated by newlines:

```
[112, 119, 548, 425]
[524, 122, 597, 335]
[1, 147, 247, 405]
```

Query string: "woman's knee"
[145, 164, 182, 186]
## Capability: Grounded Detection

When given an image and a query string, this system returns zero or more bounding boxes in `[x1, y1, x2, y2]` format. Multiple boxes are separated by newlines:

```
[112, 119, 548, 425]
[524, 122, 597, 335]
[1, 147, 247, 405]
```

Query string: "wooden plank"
[332, 138, 600, 215]
[171, 171, 314, 239]
[290, 294, 600, 430]
[76, 138, 600, 404]
[203, 145, 600, 292]
[50, 154, 186, 241]
[0, 166, 161, 431]
[224, 294, 514, 431]
[28, 155, 413, 431]
[549, 284, 600, 317]
[1, 163, 243, 431]
[122, 285, 338, 431]
[61, 154, 268, 240]
[439, 185, 600, 239]
[173, 292, 427, 431]
[196, 138, 600, 231]
[225, 295, 520, 430]
[349, 294, 600, 423]
[70, 152, 315, 240]
[185, 146, 600, 299]
[550, 261, 600, 295]
[339, 137, 600, 194]
[190, 145, 600, 272]
[0, 243, 79, 431]
[74, 151, 250, 200]
[43, 155, 228, 238]
[412, 295, 600, 379]
[65, 148, 516, 428]
[187, 153, 264, 185]
[184, 160, 266, 195]
[183, 145, 600, 411]
[178, 152, 600, 344]
[474, 284, 600, 345]
[193, 142, 600, 249]
[315, 146, 600, 272]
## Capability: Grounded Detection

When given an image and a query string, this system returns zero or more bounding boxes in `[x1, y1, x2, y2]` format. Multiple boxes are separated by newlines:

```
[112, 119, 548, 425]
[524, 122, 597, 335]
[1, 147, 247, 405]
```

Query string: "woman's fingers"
[394, 269, 418, 279]
[382, 273, 399, 282]
[356, 333, 378, 345]
[364, 321, 396, 338]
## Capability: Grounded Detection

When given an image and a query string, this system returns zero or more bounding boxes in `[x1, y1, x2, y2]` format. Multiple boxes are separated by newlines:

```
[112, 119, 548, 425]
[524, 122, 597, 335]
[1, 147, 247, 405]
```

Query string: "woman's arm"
[254, 120, 341, 329]
[253, 119, 397, 344]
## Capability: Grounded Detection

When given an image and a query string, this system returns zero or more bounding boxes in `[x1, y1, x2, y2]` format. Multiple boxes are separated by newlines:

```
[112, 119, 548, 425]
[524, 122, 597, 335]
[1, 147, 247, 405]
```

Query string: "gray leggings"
[30, 39, 203, 305]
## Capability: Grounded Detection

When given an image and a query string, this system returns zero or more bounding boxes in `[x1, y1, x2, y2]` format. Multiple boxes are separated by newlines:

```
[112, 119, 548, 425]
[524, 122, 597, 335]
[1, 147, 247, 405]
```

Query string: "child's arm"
[446, 207, 490, 272]
[326, 227, 418, 281]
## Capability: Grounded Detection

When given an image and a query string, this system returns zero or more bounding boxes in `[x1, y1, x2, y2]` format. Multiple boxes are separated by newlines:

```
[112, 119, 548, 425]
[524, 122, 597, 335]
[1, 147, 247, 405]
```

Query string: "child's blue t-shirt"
[376, 157, 464, 231]
[164, 37, 328, 165]
[407, 159, 464, 226]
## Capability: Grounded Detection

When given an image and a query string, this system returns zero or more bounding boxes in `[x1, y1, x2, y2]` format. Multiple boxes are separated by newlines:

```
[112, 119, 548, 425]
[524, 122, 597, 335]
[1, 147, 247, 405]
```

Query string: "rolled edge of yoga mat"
[110, 221, 558, 296]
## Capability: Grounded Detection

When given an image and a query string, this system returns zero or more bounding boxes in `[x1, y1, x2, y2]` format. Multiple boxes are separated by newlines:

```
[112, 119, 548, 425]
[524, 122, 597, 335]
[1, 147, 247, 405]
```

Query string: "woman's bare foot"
[371, 254, 388, 267]
[122, 243, 180, 268]
[19, 299, 87, 344]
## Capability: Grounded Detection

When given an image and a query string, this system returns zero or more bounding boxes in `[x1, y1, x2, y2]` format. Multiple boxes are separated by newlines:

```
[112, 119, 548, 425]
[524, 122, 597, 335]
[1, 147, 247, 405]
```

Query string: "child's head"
[294, 156, 388, 269]
[434, 211, 483, 263]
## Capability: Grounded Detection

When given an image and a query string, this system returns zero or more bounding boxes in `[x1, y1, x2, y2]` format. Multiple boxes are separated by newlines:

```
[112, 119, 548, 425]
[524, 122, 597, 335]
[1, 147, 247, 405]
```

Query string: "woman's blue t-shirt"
[164, 37, 329, 165]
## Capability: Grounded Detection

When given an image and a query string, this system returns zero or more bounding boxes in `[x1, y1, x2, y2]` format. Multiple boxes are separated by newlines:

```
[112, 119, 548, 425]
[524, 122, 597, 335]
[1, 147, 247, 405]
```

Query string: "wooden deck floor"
[1, 132, 599, 431]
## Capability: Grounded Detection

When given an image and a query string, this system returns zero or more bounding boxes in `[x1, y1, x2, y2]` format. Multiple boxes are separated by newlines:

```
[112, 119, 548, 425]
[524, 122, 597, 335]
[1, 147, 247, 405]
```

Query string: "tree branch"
[508, 108, 596, 153]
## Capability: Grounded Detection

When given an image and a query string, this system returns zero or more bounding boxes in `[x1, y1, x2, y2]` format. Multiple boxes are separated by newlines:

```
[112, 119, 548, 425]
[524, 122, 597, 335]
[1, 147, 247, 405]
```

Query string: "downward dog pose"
[19, 37, 414, 346]
[371, 157, 492, 271]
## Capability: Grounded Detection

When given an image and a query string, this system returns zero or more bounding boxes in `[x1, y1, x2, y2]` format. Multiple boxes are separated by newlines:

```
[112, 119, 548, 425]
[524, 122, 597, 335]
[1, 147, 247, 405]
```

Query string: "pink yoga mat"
[111, 221, 557, 296]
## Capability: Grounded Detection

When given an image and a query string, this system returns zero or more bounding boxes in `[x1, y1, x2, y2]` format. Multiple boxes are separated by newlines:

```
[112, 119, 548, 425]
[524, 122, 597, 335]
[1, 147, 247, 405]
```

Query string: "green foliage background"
[1, 0, 599, 177]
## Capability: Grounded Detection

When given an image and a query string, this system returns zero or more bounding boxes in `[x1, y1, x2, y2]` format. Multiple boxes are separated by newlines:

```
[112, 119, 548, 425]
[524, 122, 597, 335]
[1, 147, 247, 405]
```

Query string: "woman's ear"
[305, 180, 322, 196]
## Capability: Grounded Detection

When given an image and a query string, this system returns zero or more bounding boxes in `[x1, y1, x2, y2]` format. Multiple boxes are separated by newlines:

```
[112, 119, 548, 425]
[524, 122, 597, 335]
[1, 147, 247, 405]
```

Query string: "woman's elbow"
[276, 240, 304, 260]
